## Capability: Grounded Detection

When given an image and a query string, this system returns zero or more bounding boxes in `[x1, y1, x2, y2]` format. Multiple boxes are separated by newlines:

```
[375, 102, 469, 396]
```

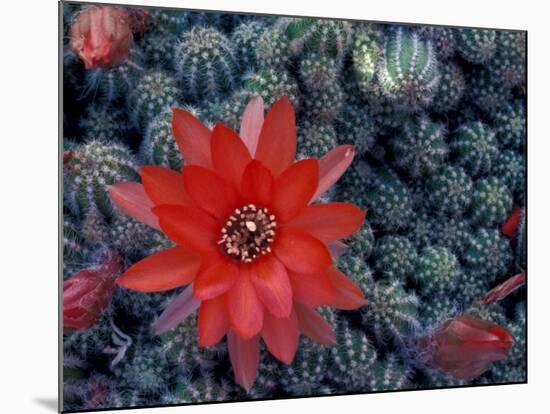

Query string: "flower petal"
[294, 303, 336, 345]
[116, 247, 201, 292]
[227, 267, 264, 340]
[254, 97, 296, 177]
[240, 160, 274, 206]
[312, 145, 356, 202]
[153, 205, 219, 254]
[183, 165, 241, 219]
[272, 159, 319, 222]
[198, 295, 230, 346]
[250, 255, 292, 318]
[108, 182, 160, 230]
[327, 241, 349, 258]
[240, 95, 264, 156]
[326, 267, 367, 310]
[287, 269, 336, 306]
[261, 309, 299, 364]
[211, 123, 252, 189]
[227, 331, 260, 392]
[172, 107, 212, 168]
[194, 258, 239, 301]
[273, 228, 332, 274]
[152, 285, 200, 335]
[140, 166, 195, 207]
[285, 203, 366, 243]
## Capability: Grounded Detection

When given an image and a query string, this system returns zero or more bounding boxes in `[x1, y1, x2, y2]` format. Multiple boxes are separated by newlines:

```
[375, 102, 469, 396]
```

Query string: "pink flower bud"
[69, 6, 133, 69]
[63, 255, 121, 332]
[419, 314, 513, 379]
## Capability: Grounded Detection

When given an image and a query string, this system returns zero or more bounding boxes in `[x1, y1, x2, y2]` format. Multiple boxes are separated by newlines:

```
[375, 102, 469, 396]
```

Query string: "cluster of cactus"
[63, 4, 526, 410]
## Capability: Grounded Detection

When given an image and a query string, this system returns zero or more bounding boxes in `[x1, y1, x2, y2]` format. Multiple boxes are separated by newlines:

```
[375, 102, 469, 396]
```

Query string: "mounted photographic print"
[60, 1, 527, 412]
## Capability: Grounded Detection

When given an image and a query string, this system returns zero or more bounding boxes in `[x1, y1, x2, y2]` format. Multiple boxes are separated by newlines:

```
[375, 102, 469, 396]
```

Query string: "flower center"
[218, 204, 277, 263]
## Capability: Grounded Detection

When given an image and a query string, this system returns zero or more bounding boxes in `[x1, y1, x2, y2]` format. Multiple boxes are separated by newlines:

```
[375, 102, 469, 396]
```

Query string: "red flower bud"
[419, 314, 513, 379]
[63, 255, 121, 332]
[69, 6, 133, 69]
[501, 205, 523, 239]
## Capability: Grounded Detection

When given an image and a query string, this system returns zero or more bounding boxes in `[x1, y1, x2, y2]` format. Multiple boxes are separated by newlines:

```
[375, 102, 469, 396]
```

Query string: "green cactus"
[297, 121, 338, 160]
[281, 337, 330, 395]
[464, 229, 513, 283]
[345, 221, 375, 260]
[351, 26, 383, 94]
[64, 141, 140, 218]
[369, 354, 412, 391]
[492, 101, 526, 150]
[432, 62, 465, 112]
[282, 17, 353, 61]
[110, 214, 171, 258]
[79, 106, 126, 143]
[327, 317, 378, 391]
[365, 168, 415, 231]
[415, 247, 462, 296]
[431, 217, 472, 256]
[467, 68, 513, 114]
[231, 21, 266, 69]
[419, 26, 456, 60]
[420, 295, 460, 327]
[334, 103, 375, 155]
[489, 31, 526, 88]
[373, 235, 418, 279]
[360, 277, 420, 344]
[379, 28, 440, 111]
[300, 52, 341, 92]
[172, 376, 232, 404]
[409, 209, 434, 250]
[204, 90, 250, 131]
[456, 28, 497, 63]
[255, 27, 292, 69]
[427, 165, 473, 216]
[452, 121, 499, 177]
[129, 70, 180, 129]
[140, 32, 178, 70]
[176, 27, 238, 101]
[337, 254, 371, 284]
[244, 68, 300, 109]
[63, 216, 89, 279]
[393, 116, 448, 177]
[471, 177, 513, 227]
[140, 108, 184, 171]
[301, 81, 345, 123]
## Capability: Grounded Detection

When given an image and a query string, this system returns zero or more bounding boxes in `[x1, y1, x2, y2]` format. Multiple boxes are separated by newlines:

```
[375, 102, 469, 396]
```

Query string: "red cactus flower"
[63, 255, 122, 332]
[109, 96, 366, 390]
[127, 8, 153, 34]
[69, 5, 133, 69]
[501, 205, 523, 239]
[481, 272, 526, 305]
[419, 314, 513, 380]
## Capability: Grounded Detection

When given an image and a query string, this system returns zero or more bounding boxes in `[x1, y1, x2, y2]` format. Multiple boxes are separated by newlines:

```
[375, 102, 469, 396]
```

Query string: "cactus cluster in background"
[62, 3, 526, 410]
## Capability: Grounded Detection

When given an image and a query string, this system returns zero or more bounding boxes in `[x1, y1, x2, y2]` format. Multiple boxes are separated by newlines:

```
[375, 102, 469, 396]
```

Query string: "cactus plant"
[373, 235, 418, 279]
[456, 28, 497, 63]
[360, 277, 421, 344]
[351, 26, 383, 94]
[64, 141, 139, 218]
[470, 177, 513, 227]
[368, 354, 411, 391]
[231, 21, 266, 69]
[140, 108, 184, 170]
[431, 217, 472, 256]
[464, 229, 513, 283]
[365, 168, 415, 231]
[452, 121, 499, 177]
[140, 32, 178, 70]
[300, 52, 341, 91]
[301, 82, 345, 123]
[415, 247, 462, 296]
[427, 165, 473, 216]
[79, 106, 126, 143]
[255, 27, 292, 69]
[489, 31, 526, 88]
[297, 121, 338, 160]
[432, 62, 465, 112]
[63, 217, 89, 278]
[492, 101, 526, 150]
[379, 29, 440, 111]
[327, 317, 378, 391]
[419, 26, 456, 60]
[345, 221, 375, 260]
[282, 17, 353, 61]
[128, 70, 180, 128]
[393, 116, 448, 177]
[243, 68, 300, 109]
[467, 68, 512, 114]
[176, 26, 238, 101]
